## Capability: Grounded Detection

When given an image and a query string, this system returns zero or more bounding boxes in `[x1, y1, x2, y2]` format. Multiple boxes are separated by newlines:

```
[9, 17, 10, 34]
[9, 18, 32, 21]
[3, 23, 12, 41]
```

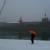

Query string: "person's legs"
[31, 37, 34, 44]
[32, 39, 33, 44]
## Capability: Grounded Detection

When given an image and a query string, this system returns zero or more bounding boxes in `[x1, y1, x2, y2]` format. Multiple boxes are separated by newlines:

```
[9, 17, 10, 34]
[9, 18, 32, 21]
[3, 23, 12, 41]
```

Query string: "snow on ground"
[0, 39, 50, 50]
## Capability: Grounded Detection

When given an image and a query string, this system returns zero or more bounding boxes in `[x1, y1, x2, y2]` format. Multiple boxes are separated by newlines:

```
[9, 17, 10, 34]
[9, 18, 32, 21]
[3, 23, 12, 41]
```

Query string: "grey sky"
[0, 0, 50, 23]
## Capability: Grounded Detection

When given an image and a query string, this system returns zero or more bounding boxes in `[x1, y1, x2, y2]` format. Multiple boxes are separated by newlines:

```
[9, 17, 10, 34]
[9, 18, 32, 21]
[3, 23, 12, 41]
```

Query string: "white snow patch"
[0, 39, 50, 50]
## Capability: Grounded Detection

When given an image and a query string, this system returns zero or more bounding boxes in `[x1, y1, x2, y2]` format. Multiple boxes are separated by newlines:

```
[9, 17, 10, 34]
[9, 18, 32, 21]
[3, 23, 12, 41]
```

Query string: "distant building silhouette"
[42, 12, 49, 25]
[19, 16, 23, 24]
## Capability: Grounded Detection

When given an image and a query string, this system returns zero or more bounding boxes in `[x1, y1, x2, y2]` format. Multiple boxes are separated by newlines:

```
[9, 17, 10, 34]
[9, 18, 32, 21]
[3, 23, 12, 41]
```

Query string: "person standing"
[29, 31, 37, 44]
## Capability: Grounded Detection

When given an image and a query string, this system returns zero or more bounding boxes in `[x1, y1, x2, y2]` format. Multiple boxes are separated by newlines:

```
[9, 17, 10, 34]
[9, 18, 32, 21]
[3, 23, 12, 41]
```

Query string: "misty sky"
[0, 0, 50, 23]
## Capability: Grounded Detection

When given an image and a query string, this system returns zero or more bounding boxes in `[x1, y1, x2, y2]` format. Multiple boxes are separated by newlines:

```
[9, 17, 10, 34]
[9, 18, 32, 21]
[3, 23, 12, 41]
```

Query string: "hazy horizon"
[0, 0, 50, 23]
